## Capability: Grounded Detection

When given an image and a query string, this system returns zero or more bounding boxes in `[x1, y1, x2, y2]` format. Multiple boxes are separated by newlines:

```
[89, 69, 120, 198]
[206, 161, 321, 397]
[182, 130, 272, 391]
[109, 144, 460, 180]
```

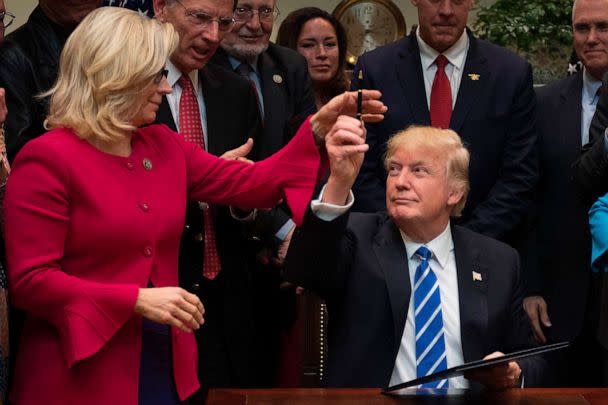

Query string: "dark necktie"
[177, 74, 221, 280]
[414, 246, 448, 388]
[235, 62, 263, 118]
[430, 55, 452, 129]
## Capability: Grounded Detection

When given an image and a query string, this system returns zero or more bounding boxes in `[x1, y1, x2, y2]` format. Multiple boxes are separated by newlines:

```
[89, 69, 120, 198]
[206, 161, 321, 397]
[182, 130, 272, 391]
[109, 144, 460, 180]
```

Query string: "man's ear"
[447, 187, 464, 208]
[153, 0, 168, 21]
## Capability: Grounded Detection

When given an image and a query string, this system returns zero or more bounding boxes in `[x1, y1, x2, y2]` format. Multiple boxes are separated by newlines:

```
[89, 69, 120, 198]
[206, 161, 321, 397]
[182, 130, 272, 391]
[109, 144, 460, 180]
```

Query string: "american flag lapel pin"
[472, 271, 483, 282]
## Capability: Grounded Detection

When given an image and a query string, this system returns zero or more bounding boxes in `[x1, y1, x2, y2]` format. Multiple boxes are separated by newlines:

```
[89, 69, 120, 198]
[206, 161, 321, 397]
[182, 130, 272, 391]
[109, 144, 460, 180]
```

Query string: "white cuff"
[310, 184, 354, 222]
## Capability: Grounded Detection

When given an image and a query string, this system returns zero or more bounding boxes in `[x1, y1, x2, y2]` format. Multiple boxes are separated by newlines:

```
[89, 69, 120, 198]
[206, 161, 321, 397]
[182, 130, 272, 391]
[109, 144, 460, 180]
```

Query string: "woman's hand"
[134, 287, 204, 333]
[310, 90, 386, 144]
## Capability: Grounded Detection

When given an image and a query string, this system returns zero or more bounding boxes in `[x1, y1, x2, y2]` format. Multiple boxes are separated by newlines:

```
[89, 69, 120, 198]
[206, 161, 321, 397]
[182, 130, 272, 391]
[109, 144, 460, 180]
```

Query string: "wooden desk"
[206, 388, 608, 405]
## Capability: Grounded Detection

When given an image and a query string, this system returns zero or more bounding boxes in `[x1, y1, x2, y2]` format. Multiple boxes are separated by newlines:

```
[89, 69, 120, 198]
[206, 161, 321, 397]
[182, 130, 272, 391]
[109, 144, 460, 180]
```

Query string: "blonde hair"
[384, 126, 470, 217]
[44, 7, 178, 142]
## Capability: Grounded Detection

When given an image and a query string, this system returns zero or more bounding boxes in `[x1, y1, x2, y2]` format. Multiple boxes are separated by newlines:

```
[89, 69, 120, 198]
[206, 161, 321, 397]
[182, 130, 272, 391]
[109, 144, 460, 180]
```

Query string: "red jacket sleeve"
[180, 116, 327, 226]
[4, 138, 139, 368]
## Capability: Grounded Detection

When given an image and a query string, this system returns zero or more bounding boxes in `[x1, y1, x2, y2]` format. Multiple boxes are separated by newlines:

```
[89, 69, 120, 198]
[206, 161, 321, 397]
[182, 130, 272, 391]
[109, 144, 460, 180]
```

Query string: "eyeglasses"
[233, 6, 280, 22]
[0, 11, 15, 29]
[153, 69, 169, 84]
[174, 0, 235, 32]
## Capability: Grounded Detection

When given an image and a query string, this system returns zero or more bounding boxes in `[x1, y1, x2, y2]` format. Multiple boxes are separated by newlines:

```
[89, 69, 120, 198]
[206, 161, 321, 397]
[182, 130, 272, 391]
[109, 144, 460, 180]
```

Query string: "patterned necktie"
[177, 74, 221, 280]
[235, 62, 263, 119]
[429, 55, 452, 129]
[414, 246, 448, 388]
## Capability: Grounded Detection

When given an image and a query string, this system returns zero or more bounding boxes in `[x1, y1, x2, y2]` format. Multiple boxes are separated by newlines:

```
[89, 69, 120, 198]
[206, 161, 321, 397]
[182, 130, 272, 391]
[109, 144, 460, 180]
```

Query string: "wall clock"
[332, 0, 406, 65]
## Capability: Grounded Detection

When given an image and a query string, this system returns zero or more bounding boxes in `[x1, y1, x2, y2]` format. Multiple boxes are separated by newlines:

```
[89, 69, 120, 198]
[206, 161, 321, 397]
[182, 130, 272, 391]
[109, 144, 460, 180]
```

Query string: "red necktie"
[430, 55, 452, 129]
[178, 74, 221, 280]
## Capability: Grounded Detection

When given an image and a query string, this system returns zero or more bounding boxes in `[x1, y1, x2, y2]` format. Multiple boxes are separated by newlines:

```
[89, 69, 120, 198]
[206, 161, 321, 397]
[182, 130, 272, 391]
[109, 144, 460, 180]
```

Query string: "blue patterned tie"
[414, 246, 448, 388]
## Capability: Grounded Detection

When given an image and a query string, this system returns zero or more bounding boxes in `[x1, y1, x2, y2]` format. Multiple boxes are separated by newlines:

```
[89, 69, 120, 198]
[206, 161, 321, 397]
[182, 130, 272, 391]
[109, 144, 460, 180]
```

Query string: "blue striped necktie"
[414, 246, 448, 388]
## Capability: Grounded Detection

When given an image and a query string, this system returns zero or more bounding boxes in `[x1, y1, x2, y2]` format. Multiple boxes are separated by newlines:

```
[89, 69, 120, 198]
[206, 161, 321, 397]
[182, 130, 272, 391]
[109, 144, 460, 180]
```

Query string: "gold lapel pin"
[273, 74, 283, 84]
[142, 158, 153, 171]
[468, 74, 480, 81]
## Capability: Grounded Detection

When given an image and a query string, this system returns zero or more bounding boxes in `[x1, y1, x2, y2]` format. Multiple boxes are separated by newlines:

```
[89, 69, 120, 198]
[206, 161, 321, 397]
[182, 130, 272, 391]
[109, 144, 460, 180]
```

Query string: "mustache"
[237, 26, 265, 36]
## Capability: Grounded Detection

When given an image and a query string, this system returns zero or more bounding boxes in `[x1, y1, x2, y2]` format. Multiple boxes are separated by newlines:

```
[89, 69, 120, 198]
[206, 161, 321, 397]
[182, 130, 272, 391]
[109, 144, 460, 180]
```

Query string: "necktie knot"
[236, 62, 253, 77]
[177, 74, 193, 91]
[415, 246, 432, 262]
[435, 55, 449, 71]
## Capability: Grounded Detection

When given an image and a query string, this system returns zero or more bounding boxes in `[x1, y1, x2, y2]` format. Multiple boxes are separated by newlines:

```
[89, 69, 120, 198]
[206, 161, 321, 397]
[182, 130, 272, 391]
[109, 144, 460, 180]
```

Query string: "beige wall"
[5, 0, 496, 37]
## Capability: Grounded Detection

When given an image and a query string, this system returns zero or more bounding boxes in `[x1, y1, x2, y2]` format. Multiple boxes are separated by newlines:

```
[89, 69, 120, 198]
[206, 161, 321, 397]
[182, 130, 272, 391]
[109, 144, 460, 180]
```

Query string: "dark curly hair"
[276, 7, 349, 105]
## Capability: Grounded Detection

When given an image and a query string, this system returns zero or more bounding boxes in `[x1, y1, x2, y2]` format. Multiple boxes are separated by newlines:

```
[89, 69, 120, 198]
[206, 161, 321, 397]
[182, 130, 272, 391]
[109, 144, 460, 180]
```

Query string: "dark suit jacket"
[351, 30, 538, 242]
[524, 72, 591, 342]
[211, 44, 316, 244]
[284, 211, 545, 388]
[574, 73, 608, 204]
[0, 6, 71, 162]
[154, 62, 262, 386]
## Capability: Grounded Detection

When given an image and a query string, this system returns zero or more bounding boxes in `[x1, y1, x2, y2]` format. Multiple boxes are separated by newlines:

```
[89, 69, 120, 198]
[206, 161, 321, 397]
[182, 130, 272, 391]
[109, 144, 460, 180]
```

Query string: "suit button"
[191, 283, 200, 292]
[140, 202, 150, 212]
[143, 246, 153, 257]
[194, 233, 203, 242]
[125, 162, 135, 171]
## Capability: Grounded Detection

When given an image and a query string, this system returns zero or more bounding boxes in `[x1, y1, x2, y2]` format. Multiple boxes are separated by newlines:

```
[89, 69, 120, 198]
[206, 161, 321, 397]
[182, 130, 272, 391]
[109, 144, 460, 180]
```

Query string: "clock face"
[337, 1, 404, 61]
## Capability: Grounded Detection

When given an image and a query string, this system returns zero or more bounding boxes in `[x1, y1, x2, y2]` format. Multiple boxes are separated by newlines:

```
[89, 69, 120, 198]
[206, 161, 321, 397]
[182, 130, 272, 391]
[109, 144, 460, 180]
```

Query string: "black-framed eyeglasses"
[174, 0, 235, 32]
[153, 69, 169, 84]
[0, 11, 15, 29]
[233, 6, 280, 22]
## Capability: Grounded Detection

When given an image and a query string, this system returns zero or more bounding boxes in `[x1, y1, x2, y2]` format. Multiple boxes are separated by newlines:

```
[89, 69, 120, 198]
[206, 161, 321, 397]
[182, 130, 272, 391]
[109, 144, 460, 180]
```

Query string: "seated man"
[284, 124, 545, 389]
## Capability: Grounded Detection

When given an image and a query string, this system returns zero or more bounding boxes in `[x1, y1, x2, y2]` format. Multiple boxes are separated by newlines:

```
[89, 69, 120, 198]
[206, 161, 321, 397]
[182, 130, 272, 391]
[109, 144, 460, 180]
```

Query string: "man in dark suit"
[351, 0, 537, 245]
[574, 0, 608, 205]
[209, 0, 316, 385]
[285, 125, 544, 389]
[0, 0, 100, 163]
[153, 0, 262, 394]
[523, 0, 608, 386]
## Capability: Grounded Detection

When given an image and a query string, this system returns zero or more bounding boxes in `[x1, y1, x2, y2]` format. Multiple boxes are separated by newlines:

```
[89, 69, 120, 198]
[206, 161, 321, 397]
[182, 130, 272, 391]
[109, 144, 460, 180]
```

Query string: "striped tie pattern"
[414, 246, 448, 389]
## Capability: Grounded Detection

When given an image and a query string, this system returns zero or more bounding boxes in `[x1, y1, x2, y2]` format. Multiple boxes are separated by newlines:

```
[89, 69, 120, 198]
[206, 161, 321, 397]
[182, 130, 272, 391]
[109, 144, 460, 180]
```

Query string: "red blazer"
[4, 122, 323, 404]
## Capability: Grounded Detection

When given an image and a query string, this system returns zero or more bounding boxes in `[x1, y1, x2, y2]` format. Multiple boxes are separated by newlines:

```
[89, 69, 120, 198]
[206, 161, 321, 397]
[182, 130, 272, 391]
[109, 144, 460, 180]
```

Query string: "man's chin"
[221, 42, 269, 62]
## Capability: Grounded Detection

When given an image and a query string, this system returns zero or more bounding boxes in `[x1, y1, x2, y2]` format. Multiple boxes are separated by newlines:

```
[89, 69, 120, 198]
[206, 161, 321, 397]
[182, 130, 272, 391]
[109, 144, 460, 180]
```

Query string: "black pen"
[356, 70, 363, 120]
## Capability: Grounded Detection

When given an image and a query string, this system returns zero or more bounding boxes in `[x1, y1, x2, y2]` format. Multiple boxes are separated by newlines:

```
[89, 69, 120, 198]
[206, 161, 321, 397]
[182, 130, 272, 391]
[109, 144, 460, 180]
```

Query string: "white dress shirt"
[389, 223, 468, 388]
[581, 67, 602, 146]
[416, 27, 470, 109]
[165, 60, 209, 149]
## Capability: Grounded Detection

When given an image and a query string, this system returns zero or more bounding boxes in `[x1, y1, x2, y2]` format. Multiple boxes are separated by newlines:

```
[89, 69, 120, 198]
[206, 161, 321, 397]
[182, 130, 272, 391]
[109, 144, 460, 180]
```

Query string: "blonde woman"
[3, 7, 385, 405]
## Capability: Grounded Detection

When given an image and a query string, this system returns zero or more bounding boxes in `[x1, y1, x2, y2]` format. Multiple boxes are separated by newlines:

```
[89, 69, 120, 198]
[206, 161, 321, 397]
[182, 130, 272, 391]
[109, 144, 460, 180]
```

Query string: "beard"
[220, 27, 270, 63]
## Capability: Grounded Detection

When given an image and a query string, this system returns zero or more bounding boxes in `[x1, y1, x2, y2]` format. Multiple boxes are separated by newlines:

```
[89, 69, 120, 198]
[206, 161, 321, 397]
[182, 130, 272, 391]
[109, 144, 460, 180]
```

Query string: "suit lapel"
[157, 95, 177, 132]
[452, 226, 488, 362]
[198, 67, 231, 156]
[559, 72, 584, 157]
[372, 218, 411, 359]
[258, 51, 288, 149]
[396, 34, 430, 125]
[450, 33, 489, 133]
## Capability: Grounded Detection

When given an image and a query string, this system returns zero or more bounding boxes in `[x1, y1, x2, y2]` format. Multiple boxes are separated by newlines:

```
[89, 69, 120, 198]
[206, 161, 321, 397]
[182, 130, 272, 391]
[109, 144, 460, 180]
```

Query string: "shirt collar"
[166, 60, 199, 93]
[416, 27, 469, 72]
[401, 223, 453, 270]
[228, 55, 260, 75]
[582, 67, 602, 105]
